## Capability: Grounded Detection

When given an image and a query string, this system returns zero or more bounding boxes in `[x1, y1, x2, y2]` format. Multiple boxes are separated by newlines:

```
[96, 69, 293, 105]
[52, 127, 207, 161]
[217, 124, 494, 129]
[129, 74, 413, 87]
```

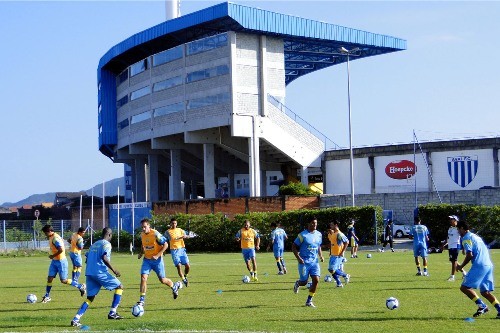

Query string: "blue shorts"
[86, 273, 121, 297]
[273, 246, 284, 259]
[413, 243, 428, 258]
[462, 264, 495, 293]
[242, 248, 256, 262]
[298, 262, 320, 282]
[141, 257, 166, 279]
[69, 252, 83, 267]
[171, 248, 189, 266]
[48, 258, 69, 280]
[328, 256, 343, 272]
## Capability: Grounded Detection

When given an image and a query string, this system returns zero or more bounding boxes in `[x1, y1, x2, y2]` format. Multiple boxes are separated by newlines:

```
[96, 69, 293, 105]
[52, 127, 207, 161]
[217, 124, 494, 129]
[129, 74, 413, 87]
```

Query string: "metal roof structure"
[98, 1, 406, 85]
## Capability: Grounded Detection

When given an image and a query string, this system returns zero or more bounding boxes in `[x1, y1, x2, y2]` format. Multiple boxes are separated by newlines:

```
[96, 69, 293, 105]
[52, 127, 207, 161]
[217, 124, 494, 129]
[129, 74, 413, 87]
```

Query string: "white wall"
[325, 158, 371, 195]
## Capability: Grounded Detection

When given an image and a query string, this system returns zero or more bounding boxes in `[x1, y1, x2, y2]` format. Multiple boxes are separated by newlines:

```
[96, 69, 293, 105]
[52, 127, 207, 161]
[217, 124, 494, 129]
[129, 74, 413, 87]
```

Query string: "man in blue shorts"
[165, 218, 191, 287]
[40, 224, 86, 303]
[70, 227, 123, 327]
[68, 227, 86, 283]
[268, 222, 288, 275]
[410, 216, 429, 276]
[292, 217, 324, 308]
[137, 218, 181, 306]
[327, 221, 350, 287]
[456, 221, 500, 319]
[235, 220, 261, 281]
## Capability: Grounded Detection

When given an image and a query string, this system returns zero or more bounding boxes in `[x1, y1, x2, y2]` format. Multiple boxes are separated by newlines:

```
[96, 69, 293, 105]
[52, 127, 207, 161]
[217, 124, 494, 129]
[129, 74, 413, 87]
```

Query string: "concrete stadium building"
[97, 2, 406, 203]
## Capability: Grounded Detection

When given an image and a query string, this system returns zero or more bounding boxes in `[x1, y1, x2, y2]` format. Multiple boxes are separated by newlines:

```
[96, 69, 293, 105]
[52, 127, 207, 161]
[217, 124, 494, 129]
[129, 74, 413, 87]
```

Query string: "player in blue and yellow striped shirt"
[68, 227, 86, 283]
[327, 221, 350, 287]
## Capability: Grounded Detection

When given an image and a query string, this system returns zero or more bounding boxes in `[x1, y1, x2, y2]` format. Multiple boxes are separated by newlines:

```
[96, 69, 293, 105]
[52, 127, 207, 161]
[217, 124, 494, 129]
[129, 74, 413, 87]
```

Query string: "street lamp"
[339, 47, 359, 207]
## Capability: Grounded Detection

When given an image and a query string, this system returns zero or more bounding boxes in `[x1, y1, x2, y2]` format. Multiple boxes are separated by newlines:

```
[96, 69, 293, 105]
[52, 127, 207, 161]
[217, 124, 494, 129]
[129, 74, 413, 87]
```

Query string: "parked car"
[392, 221, 411, 238]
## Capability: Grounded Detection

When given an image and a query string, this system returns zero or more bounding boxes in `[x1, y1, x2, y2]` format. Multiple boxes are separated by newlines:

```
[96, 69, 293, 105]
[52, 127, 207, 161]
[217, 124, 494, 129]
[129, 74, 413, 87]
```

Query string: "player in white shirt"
[441, 215, 467, 281]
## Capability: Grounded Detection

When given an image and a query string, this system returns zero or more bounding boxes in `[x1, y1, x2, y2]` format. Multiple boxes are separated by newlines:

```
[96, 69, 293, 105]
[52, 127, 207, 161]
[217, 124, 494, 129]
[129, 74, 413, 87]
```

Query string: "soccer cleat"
[473, 306, 489, 317]
[416, 272, 422, 276]
[423, 271, 429, 276]
[391, 248, 395, 252]
[379, 248, 384, 253]
[172, 281, 181, 299]
[253, 276, 259, 282]
[41, 296, 51, 303]
[79, 283, 86, 297]
[136, 301, 144, 306]
[496, 312, 500, 319]
[336, 283, 344, 288]
[447, 276, 455, 282]
[70, 320, 81, 327]
[283, 267, 287, 274]
[344, 274, 350, 284]
[293, 280, 300, 294]
[108, 312, 123, 320]
[305, 302, 316, 308]
[277, 271, 284, 275]
[182, 277, 189, 287]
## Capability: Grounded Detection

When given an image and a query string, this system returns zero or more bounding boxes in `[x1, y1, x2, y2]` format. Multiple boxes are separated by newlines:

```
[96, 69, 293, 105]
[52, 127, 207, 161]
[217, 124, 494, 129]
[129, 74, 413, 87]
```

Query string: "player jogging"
[40, 224, 86, 303]
[327, 221, 350, 287]
[68, 227, 86, 283]
[165, 218, 191, 287]
[268, 222, 288, 275]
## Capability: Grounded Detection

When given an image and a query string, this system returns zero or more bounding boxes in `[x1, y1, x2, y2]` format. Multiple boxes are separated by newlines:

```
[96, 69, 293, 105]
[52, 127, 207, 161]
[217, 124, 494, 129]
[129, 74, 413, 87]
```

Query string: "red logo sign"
[385, 160, 417, 179]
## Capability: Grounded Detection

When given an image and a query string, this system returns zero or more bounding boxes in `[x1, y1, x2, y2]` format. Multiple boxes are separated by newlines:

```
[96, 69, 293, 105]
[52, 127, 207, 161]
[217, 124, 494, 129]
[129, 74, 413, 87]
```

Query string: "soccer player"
[327, 221, 350, 288]
[68, 227, 86, 283]
[410, 216, 430, 276]
[137, 218, 181, 306]
[71, 227, 123, 327]
[292, 217, 324, 308]
[40, 224, 86, 303]
[456, 221, 500, 319]
[441, 215, 467, 281]
[268, 222, 288, 275]
[235, 220, 260, 281]
[165, 217, 191, 287]
[379, 219, 395, 252]
[347, 220, 359, 258]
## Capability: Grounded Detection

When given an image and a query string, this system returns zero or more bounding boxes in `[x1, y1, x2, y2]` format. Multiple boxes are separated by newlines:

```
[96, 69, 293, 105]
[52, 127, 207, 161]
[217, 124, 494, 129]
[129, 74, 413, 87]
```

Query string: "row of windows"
[118, 92, 230, 130]
[116, 64, 229, 109]
[117, 33, 228, 85]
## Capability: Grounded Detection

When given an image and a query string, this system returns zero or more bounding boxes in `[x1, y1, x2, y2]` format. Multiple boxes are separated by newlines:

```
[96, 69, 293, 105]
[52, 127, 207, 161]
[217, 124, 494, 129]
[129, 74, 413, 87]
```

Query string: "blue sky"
[1, 1, 499, 204]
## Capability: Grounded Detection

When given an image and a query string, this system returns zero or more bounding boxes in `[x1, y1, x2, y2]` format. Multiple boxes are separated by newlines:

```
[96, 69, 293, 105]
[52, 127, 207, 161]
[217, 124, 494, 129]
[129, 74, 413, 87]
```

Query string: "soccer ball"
[242, 275, 251, 283]
[324, 275, 333, 283]
[131, 303, 145, 317]
[367, 253, 372, 258]
[26, 294, 37, 303]
[386, 297, 399, 310]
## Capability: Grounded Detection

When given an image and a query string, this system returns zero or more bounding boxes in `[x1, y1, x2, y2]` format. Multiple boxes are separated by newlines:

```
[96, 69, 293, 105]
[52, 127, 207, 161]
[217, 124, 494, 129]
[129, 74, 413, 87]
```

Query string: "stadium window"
[117, 69, 129, 84]
[130, 86, 150, 101]
[186, 33, 228, 56]
[116, 95, 129, 108]
[153, 76, 183, 92]
[131, 111, 151, 124]
[130, 58, 149, 77]
[152, 46, 183, 66]
[118, 118, 129, 130]
[186, 92, 230, 110]
[153, 102, 184, 117]
[186, 65, 229, 83]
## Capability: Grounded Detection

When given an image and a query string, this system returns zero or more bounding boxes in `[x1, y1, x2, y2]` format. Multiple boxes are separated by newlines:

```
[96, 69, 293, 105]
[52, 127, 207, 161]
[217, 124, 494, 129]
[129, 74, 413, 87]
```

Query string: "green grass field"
[0, 248, 499, 332]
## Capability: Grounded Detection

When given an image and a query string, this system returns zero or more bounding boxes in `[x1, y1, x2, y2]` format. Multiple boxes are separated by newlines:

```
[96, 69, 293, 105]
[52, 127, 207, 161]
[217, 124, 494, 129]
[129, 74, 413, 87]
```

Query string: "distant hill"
[1, 177, 125, 208]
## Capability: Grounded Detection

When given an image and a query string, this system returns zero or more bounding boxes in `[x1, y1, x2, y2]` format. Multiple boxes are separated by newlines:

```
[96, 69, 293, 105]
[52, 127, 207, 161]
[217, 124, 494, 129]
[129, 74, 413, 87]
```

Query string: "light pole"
[339, 47, 359, 207]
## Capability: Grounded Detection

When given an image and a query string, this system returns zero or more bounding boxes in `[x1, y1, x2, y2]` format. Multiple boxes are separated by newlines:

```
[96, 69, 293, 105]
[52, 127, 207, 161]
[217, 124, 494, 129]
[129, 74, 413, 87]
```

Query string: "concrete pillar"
[148, 155, 159, 203]
[228, 173, 235, 199]
[301, 166, 308, 188]
[260, 170, 267, 197]
[248, 124, 261, 196]
[203, 144, 216, 198]
[134, 158, 147, 202]
[259, 35, 268, 117]
[169, 149, 182, 200]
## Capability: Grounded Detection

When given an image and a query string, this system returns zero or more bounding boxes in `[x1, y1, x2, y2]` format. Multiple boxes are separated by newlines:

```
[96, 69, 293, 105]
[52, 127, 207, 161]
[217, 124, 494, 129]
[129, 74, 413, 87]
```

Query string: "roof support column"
[135, 158, 147, 202]
[169, 149, 182, 200]
[248, 116, 261, 197]
[301, 166, 308, 188]
[203, 144, 216, 198]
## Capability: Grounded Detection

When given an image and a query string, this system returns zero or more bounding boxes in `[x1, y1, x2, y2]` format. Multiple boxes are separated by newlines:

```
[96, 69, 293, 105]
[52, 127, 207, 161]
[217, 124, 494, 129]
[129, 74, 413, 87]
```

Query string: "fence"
[0, 219, 108, 252]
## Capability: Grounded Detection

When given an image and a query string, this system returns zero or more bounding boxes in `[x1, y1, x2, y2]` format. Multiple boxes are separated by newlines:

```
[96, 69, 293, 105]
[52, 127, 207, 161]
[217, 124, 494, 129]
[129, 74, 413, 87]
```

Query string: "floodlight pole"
[340, 47, 356, 207]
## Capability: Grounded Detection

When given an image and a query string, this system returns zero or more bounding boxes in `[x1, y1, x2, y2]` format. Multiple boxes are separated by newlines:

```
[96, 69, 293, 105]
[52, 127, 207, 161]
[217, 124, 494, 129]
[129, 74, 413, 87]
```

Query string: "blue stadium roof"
[98, 1, 406, 85]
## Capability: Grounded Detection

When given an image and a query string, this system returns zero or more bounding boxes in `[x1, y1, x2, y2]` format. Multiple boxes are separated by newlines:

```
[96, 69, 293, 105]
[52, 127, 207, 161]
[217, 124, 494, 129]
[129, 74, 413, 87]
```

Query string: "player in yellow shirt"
[137, 218, 181, 307]
[235, 220, 260, 281]
[40, 224, 86, 303]
[327, 221, 350, 287]
[68, 227, 86, 283]
[165, 218, 191, 287]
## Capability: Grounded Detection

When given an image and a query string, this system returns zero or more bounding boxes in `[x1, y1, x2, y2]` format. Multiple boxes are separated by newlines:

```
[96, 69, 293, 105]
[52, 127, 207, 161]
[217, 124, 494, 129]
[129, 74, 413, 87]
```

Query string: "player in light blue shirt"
[71, 228, 124, 327]
[456, 221, 500, 319]
[268, 222, 288, 275]
[292, 217, 324, 308]
[410, 216, 429, 276]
